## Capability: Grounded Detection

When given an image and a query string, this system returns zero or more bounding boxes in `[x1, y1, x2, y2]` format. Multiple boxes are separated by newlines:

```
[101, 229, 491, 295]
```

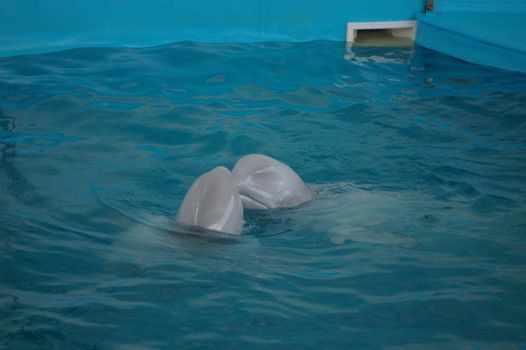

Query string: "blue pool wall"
[434, 0, 526, 12]
[2, 0, 524, 74]
[0, 0, 425, 57]
[416, 0, 526, 73]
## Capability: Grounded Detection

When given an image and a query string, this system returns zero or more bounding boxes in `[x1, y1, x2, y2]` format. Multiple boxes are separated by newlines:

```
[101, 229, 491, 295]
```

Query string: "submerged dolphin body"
[176, 166, 244, 235]
[232, 154, 313, 210]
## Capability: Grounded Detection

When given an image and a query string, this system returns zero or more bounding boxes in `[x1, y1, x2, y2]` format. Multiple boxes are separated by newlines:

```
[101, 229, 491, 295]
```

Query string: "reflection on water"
[0, 108, 37, 208]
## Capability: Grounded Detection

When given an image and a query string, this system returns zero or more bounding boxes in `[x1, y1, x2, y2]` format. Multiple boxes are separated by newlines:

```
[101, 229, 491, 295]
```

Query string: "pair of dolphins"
[176, 154, 313, 235]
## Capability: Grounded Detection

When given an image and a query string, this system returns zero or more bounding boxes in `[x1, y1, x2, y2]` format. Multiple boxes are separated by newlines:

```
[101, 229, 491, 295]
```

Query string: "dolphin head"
[232, 154, 313, 210]
[176, 166, 244, 235]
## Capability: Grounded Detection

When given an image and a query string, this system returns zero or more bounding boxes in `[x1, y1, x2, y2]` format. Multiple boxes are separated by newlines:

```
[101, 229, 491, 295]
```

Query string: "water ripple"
[1, 41, 525, 349]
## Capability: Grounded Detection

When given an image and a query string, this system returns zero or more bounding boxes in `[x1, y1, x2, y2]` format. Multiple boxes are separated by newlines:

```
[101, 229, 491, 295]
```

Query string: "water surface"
[1, 41, 526, 349]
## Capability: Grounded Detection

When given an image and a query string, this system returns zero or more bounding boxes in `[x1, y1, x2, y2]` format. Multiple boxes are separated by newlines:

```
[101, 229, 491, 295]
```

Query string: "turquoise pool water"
[1, 41, 525, 349]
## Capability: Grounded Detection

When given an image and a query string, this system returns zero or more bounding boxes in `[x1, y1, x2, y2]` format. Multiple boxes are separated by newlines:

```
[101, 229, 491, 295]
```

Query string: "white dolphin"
[176, 155, 312, 234]
[176, 166, 244, 235]
[232, 154, 313, 210]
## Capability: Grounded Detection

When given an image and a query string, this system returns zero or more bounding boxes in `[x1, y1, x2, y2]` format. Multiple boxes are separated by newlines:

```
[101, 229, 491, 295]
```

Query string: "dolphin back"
[232, 154, 313, 209]
[176, 166, 244, 235]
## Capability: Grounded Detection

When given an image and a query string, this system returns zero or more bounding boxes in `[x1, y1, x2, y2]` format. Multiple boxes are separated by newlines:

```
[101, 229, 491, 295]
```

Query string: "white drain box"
[346, 21, 417, 44]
